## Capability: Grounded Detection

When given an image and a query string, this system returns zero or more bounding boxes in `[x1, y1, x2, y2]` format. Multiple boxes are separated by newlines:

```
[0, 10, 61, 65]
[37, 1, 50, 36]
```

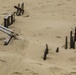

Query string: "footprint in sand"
[32, 72, 39, 75]
[2, 7, 7, 8]
[57, 4, 62, 6]
[68, 57, 76, 64]
[35, 63, 43, 66]
[25, 69, 30, 71]
[47, 1, 50, 3]
[25, 69, 39, 75]
[1, 13, 8, 15]
[56, 36, 62, 38]
[23, 15, 29, 18]
[29, 71, 39, 75]
[0, 58, 6, 62]
[62, 17, 66, 19]
[69, 72, 76, 75]
[46, 27, 52, 29]
[49, 67, 63, 72]
[73, 67, 76, 70]
[49, 67, 68, 75]
[73, 14, 76, 16]
[7, 9, 11, 11]
[12, 72, 22, 75]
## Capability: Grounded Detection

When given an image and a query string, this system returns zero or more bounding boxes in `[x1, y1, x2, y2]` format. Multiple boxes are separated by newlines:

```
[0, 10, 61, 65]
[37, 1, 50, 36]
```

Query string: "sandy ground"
[0, 0, 76, 75]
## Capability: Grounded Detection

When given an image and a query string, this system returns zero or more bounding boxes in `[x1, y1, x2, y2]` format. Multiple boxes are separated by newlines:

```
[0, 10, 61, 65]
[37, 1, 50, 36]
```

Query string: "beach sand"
[0, 0, 76, 75]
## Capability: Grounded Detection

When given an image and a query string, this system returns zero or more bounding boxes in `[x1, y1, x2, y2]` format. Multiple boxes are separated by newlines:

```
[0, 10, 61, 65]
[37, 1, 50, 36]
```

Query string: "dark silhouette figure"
[56, 47, 59, 53]
[43, 44, 49, 60]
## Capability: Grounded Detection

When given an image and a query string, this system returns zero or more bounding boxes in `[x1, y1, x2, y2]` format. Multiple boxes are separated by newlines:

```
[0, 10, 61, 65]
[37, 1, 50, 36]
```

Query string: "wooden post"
[21, 3, 24, 15]
[73, 41, 75, 49]
[4, 18, 7, 27]
[8, 14, 12, 25]
[11, 14, 13, 24]
[70, 31, 73, 49]
[74, 27, 76, 42]
[73, 40, 75, 49]
[4, 18, 8, 28]
[70, 31, 75, 49]
[14, 4, 24, 16]
[4, 36, 13, 45]
[14, 6, 24, 11]
[16, 4, 19, 16]
[56, 47, 59, 53]
[65, 36, 68, 49]
[13, 12, 15, 23]
[0, 25, 13, 33]
[43, 51, 47, 60]
[46, 44, 49, 54]
[7, 16, 10, 26]
[0, 27, 11, 36]
[43, 44, 49, 60]
[17, 4, 21, 16]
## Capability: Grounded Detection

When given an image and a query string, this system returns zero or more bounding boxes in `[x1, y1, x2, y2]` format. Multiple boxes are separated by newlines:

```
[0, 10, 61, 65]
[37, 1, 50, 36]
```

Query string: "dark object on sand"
[65, 36, 68, 49]
[56, 47, 59, 53]
[14, 3, 24, 16]
[43, 44, 49, 60]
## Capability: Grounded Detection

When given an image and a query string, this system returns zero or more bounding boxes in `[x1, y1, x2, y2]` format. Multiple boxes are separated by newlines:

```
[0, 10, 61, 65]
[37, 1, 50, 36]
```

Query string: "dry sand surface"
[0, 0, 76, 75]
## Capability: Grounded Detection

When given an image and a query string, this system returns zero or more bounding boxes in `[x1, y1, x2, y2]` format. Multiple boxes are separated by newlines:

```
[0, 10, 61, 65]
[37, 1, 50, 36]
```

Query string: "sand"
[0, 0, 76, 75]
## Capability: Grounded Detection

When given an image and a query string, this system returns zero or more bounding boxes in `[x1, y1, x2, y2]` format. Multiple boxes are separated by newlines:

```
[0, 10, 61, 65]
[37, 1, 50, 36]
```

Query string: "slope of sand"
[0, 0, 76, 75]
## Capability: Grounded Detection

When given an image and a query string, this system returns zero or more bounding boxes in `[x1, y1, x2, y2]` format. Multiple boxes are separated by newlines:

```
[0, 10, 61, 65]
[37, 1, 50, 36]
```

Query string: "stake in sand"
[43, 44, 49, 60]
[14, 3, 24, 16]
